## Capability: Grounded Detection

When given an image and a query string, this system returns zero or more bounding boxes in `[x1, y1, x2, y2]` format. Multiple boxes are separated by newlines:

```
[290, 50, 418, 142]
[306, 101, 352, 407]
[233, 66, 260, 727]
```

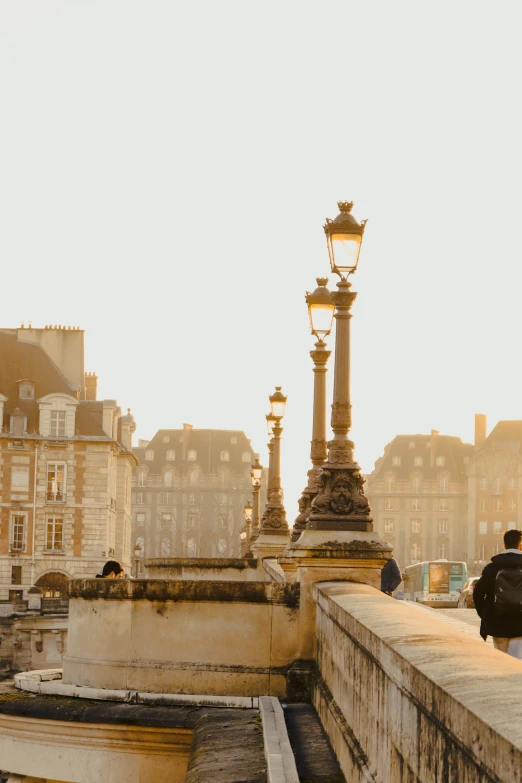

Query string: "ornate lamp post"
[249, 455, 263, 544]
[291, 279, 334, 542]
[133, 542, 142, 578]
[307, 201, 373, 532]
[241, 501, 253, 556]
[257, 387, 289, 536]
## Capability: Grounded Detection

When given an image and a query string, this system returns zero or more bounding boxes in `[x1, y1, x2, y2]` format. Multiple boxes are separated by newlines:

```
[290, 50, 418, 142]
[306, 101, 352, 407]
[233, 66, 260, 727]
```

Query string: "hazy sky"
[1, 1, 521, 516]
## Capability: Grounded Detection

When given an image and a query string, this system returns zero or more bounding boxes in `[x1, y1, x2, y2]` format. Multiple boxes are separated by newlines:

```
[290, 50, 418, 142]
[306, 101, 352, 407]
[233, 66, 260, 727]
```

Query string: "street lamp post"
[307, 201, 373, 532]
[249, 454, 263, 544]
[133, 542, 142, 578]
[291, 279, 334, 542]
[258, 387, 289, 535]
[241, 501, 253, 556]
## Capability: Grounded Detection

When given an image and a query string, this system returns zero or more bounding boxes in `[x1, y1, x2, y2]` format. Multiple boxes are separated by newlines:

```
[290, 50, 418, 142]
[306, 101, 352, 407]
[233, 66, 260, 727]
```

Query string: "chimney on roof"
[475, 414, 487, 448]
[430, 429, 439, 467]
[84, 372, 98, 401]
[182, 423, 193, 461]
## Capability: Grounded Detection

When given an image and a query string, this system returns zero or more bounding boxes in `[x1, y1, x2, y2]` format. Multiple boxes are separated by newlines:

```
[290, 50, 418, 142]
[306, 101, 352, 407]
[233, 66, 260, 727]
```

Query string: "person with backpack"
[473, 528, 522, 658]
[381, 556, 402, 596]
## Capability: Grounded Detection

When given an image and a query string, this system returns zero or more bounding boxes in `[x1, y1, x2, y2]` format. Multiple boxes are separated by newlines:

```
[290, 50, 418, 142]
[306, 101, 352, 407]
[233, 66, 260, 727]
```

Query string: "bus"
[403, 560, 468, 608]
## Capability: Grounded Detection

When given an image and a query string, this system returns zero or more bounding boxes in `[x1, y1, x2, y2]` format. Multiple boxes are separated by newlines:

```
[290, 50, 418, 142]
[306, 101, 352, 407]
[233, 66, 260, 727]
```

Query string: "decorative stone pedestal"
[250, 531, 290, 563]
[277, 529, 391, 661]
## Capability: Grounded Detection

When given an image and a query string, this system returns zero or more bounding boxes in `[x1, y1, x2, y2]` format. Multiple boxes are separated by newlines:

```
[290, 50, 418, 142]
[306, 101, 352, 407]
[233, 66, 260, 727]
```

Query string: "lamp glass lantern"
[251, 455, 263, 484]
[134, 543, 142, 559]
[324, 201, 366, 278]
[269, 386, 287, 420]
[306, 278, 335, 338]
[240, 529, 247, 541]
[243, 502, 253, 523]
[266, 413, 277, 438]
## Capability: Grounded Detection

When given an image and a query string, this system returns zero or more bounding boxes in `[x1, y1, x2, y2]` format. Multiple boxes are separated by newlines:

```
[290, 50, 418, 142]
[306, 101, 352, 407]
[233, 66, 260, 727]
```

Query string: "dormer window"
[50, 411, 66, 437]
[18, 381, 34, 400]
[145, 450, 154, 461]
[166, 450, 175, 461]
[163, 435, 170, 443]
[10, 407, 27, 436]
[188, 450, 197, 461]
[242, 452, 251, 463]
[38, 393, 78, 438]
[220, 450, 230, 462]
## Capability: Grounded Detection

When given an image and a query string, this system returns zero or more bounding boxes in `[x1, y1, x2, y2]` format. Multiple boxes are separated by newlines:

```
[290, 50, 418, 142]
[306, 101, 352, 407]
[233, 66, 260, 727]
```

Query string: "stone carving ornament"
[310, 468, 371, 518]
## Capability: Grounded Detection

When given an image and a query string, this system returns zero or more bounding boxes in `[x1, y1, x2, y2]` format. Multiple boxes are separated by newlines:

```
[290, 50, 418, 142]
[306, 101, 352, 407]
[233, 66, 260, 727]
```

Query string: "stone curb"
[14, 671, 258, 709]
[259, 696, 299, 783]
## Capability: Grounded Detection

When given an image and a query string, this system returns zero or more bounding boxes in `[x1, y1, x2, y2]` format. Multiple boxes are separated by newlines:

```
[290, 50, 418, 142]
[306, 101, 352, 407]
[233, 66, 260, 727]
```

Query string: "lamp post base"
[306, 518, 373, 532]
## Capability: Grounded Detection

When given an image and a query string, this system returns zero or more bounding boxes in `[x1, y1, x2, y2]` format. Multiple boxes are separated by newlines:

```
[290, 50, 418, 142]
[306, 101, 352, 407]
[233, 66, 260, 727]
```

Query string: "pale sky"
[1, 1, 521, 517]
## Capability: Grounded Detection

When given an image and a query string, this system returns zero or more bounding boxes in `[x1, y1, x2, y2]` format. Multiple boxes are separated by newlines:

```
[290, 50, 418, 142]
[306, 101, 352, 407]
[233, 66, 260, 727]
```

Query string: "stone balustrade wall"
[313, 581, 522, 783]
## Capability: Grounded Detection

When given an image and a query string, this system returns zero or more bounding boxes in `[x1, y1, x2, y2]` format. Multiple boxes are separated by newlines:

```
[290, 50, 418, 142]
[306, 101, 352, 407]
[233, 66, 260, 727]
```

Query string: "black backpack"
[494, 567, 522, 615]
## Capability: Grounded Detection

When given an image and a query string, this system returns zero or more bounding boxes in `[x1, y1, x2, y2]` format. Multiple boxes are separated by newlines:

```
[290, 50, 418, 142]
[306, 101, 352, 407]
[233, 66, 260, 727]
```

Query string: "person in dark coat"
[381, 557, 402, 596]
[473, 528, 522, 658]
[95, 560, 124, 579]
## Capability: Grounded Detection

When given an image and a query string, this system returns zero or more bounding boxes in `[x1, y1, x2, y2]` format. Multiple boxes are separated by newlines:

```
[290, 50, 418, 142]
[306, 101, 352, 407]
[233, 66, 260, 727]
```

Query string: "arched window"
[188, 450, 197, 461]
[164, 471, 173, 487]
[384, 475, 395, 493]
[187, 537, 197, 556]
[145, 450, 154, 461]
[189, 469, 199, 487]
[138, 470, 146, 487]
[217, 538, 227, 555]
[412, 475, 422, 493]
[166, 450, 175, 461]
[163, 435, 170, 443]
[440, 475, 448, 494]
[161, 537, 171, 556]
[242, 452, 251, 463]
[220, 450, 230, 462]
[411, 543, 421, 563]
[188, 494, 196, 506]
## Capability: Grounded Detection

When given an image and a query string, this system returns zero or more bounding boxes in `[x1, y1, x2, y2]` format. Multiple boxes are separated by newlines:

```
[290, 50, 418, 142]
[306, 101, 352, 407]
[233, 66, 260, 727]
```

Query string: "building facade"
[467, 417, 522, 575]
[0, 326, 136, 600]
[366, 429, 474, 568]
[131, 424, 266, 562]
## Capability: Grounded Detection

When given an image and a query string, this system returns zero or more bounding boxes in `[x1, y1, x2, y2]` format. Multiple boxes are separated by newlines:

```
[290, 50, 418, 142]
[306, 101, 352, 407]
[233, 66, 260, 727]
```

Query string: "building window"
[478, 544, 486, 561]
[411, 543, 421, 562]
[438, 543, 448, 559]
[384, 498, 394, 511]
[161, 513, 172, 527]
[414, 456, 423, 466]
[163, 435, 170, 443]
[439, 476, 448, 494]
[438, 520, 448, 534]
[188, 450, 197, 461]
[242, 452, 251, 463]
[439, 499, 449, 511]
[435, 456, 445, 467]
[220, 450, 230, 462]
[494, 499, 502, 512]
[138, 470, 146, 487]
[218, 493, 227, 506]
[509, 499, 517, 511]
[189, 470, 199, 486]
[187, 537, 197, 556]
[411, 519, 421, 533]
[479, 499, 486, 512]
[412, 476, 422, 493]
[161, 537, 171, 556]
[508, 521, 517, 531]
[50, 410, 66, 437]
[493, 521, 502, 535]
[384, 476, 395, 493]
[188, 494, 196, 506]
[136, 512, 146, 526]
[493, 477, 501, 495]
[392, 456, 401, 466]
[45, 516, 64, 551]
[145, 450, 154, 461]
[19, 381, 35, 400]
[411, 498, 420, 511]
[136, 492, 144, 505]
[479, 521, 487, 535]
[10, 514, 26, 552]
[47, 463, 66, 502]
[217, 538, 227, 555]
[164, 471, 173, 488]
[479, 478, 487, 490]
[508, 477, 516, 490]
[384, 519, 394, 533]
[11, 566, 22, 585]
[492, 544, 501, 555]
[10, 409, 27, 436]
[11, 465, 29, 493]
[166, 450, 176, 461]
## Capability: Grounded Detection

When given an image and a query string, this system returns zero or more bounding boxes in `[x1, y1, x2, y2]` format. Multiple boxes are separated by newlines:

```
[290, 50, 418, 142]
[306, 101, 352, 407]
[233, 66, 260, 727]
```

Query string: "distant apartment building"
[366, 430, 474, 568]
[131, 425, 266, 562]
[0, 325, 136, 600]
[467, 416, 522, 574]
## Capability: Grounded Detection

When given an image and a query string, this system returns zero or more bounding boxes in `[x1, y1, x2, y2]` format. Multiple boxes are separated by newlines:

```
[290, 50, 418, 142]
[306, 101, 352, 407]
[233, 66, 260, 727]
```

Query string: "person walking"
[381, 556, 402, 596]
[474, 528, 522, 659]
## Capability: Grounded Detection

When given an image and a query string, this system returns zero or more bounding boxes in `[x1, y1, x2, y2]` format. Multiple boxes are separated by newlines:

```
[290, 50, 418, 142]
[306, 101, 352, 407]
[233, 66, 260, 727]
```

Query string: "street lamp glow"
[266, 413, 277, 437]
[306, 278, 335, 339]
[134, 542, 142, 559]
[323, 201, 367, 279]
[244, 502, 253, 523]
[269, 386, 287, 420]
[251, 454, 263, 484]
[240, 529, 247, 541]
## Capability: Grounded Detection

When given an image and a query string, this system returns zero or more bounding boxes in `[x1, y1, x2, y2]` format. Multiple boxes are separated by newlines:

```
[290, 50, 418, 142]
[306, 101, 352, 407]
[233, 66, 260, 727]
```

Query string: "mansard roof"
[479, 420, 522, 455]
[133, 428, 255, 474]
[370, 433, 475, 481]
[0, 330, 106, 437]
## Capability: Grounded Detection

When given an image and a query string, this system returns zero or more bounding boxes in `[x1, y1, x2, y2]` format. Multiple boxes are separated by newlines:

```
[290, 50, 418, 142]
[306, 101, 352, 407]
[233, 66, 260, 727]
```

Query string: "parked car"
[457, 577, 480, 608]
